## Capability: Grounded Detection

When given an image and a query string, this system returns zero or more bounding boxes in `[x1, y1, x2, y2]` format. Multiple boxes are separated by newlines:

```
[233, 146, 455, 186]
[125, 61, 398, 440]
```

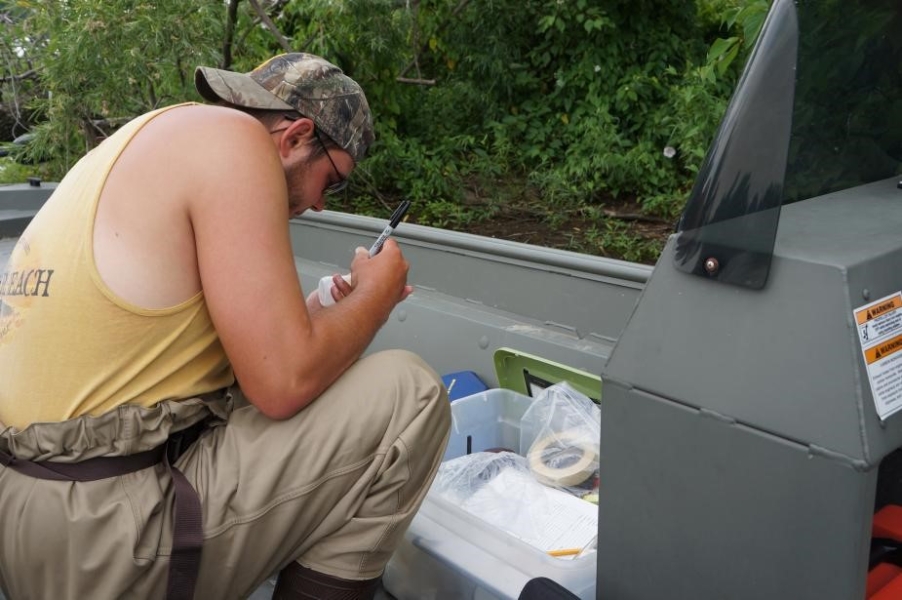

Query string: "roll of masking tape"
[527, 430, 597, 487]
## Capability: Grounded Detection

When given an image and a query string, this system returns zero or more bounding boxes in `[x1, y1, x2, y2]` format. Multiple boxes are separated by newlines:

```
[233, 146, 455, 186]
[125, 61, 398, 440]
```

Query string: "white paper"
[459, 466, 597, 555]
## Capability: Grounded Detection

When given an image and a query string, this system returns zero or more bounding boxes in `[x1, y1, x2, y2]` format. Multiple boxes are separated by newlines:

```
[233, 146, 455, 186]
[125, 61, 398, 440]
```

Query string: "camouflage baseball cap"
[195, 53, 374, 163]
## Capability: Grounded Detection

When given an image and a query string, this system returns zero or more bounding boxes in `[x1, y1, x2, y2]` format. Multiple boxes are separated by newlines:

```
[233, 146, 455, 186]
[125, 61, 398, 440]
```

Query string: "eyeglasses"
[272, 114, 348, 196]
[312, 128, 349, 195]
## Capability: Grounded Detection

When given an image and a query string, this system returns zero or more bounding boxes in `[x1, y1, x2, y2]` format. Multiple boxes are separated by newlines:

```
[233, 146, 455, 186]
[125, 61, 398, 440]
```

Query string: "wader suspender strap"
[164, 432, 204, 600]
[0, 428, 204, 600]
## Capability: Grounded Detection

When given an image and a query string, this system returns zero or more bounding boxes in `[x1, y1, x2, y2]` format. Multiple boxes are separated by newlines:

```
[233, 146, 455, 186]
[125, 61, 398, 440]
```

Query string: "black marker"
[368, 200, 411, 257]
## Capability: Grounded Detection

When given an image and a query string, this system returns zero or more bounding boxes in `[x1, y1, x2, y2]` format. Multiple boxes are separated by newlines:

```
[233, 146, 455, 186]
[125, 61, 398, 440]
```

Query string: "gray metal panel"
[368, 284, 612, 387]
[289, 211, 650, 345]
[776, 177, 902, 265]
[605, 181, 902, 463]
[0, 183, 54, 239]
[0, 210, 37, 238]
[293, 256, 615, 387]
[604, 237, 866, 460]
[0, 238, 16, 265]
[0, 183, 56, 209]
[597, 382, 873, 600]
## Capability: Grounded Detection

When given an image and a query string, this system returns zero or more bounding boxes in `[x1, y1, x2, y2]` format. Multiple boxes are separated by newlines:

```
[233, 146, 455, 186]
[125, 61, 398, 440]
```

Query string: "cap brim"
[194, 66, 294, 112]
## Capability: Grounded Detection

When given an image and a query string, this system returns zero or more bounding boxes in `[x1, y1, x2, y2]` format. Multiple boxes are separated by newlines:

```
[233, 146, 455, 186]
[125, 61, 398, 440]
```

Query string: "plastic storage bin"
[382, 388, 597, 600]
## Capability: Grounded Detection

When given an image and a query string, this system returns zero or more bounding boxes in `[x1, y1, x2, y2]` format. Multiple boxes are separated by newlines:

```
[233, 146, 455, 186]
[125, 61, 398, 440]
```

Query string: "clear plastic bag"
[431, 450, 526, 503]
[432, 451, 541, 541]
[519, 383, 600, 493]
[431, 451, 598, 554]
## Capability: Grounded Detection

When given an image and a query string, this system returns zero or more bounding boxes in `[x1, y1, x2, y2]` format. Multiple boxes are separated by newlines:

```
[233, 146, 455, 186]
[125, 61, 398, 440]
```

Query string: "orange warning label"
[866, 333, 902, 364]
[856, 294, 902, 325]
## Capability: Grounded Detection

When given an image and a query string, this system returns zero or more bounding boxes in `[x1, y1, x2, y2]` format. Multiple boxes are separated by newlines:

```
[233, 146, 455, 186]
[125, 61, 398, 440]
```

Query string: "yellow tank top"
[0, 105, 234, 429]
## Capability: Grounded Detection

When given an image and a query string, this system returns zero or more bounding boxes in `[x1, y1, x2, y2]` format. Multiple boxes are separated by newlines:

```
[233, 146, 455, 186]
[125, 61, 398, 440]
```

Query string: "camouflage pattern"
[195, 53, 374, 163]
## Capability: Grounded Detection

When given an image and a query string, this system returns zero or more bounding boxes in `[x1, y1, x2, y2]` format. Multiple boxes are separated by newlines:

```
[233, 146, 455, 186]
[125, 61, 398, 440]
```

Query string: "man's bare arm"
[186, 109, 407, 419]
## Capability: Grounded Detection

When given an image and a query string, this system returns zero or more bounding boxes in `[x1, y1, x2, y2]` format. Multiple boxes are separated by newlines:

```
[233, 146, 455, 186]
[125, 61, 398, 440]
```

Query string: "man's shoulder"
[131, 104, 277, 179]
[104, 104, 278, 206]
[144, 104, 267, 143]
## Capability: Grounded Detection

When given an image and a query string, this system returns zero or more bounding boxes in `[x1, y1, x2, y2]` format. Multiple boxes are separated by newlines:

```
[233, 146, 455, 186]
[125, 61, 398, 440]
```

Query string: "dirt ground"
[438, 197, 675, 266]
[335, 187, 677, 266]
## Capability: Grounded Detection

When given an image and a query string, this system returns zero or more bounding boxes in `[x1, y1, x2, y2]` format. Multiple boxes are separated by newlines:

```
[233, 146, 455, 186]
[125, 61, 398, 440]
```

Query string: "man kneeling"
[0, 53, 450, 600]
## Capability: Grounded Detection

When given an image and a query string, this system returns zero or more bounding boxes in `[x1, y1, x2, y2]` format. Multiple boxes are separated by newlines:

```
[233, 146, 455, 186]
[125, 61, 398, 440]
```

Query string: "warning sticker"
[855, 292, 902, 419]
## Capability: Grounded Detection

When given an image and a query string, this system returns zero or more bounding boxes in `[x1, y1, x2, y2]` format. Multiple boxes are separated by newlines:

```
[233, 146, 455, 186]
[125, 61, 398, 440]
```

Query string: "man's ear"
[279, 117, 315, 157]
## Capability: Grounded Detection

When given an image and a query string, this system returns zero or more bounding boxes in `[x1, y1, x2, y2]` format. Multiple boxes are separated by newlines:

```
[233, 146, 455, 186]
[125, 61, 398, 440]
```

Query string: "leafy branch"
[247, 0, 293, 53]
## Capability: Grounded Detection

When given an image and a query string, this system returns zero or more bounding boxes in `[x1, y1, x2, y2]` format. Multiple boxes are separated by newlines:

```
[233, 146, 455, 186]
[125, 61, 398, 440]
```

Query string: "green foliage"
[4, 0, 222, 173]
[391, 0, 768, 220]
[0, 0, 770, 261]
[0, 156, 50, 184]
[580, 220, 665, 264]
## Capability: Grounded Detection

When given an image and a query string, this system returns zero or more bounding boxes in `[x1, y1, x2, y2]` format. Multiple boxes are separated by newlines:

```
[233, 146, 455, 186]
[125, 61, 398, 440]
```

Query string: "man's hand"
[309, 241, 413, 311]
[348, 241, 413, 308]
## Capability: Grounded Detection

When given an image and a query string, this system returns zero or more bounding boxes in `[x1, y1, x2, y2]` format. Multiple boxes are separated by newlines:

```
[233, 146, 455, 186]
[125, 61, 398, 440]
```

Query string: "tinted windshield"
[675, 0, 902, 289]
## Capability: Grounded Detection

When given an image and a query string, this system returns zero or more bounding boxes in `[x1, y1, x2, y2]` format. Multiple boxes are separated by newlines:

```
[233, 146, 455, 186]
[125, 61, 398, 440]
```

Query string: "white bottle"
[317, 273, 352, 307]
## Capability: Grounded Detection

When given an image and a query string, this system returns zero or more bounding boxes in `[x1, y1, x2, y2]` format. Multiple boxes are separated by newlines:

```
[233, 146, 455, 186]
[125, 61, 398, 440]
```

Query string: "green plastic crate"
[493, 347, 601, 403]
